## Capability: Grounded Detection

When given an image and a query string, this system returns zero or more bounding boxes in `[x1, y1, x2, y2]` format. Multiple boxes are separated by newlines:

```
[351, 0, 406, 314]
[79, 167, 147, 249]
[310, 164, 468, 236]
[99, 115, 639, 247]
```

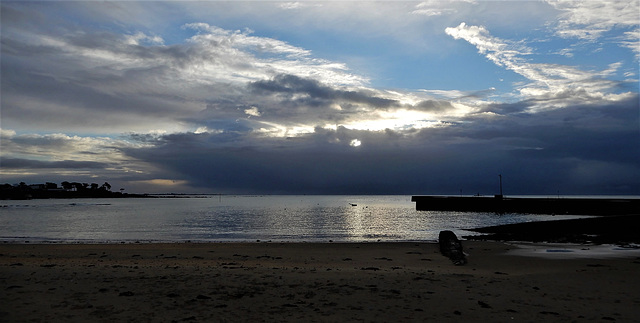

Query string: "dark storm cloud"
[473, 97, 640, 165]
[476, 100, 534, 115]
[250, 74, 398, 109]
[123, 130, 430, 194]
[183, 74, 406, 134]
[121, 94, 640, 195]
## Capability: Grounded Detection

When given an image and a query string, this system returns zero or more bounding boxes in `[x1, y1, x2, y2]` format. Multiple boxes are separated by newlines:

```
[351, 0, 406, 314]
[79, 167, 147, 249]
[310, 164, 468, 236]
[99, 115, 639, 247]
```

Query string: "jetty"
[411, 195, 640, 216]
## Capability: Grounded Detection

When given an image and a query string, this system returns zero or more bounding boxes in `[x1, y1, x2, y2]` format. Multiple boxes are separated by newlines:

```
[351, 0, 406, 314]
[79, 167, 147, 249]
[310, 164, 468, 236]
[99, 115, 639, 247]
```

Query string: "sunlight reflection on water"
[0, 195, 589, 243]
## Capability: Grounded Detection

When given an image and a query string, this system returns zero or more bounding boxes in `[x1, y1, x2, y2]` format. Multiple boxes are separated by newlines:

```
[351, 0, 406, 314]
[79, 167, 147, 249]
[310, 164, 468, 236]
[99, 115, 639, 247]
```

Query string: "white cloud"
[619, 28, 640, 59]
[446, 22, 633, 109]
[445, 23, 532, 58]
[184, 23, 310, 58]
[411, 0, 476, 17]
[0, 129, 17, 138]
[547, 0, 640, 60]
[125, 32, 164, 46]
[244, 106, 262, 117]
[279, 2, 303, 10]
[548, 0, 639, 41]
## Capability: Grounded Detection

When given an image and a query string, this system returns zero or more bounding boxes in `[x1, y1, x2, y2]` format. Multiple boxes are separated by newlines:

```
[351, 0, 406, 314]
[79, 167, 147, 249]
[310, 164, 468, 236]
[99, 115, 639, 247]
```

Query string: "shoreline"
[2, 241, 639, 322]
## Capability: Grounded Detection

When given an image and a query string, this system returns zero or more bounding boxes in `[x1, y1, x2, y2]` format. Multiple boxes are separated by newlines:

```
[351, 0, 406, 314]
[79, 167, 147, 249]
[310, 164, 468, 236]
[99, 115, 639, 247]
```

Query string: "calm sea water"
[0, 195, 592, 243]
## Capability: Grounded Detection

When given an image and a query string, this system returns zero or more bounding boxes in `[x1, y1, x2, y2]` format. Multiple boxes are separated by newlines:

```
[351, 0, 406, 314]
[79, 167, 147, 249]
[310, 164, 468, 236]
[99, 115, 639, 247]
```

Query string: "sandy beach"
[2, 241, 639, 322]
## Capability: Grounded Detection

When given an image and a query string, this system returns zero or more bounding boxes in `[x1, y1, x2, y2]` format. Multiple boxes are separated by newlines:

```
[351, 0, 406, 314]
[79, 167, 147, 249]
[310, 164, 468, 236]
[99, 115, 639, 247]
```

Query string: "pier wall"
[411, 196, 640, 216]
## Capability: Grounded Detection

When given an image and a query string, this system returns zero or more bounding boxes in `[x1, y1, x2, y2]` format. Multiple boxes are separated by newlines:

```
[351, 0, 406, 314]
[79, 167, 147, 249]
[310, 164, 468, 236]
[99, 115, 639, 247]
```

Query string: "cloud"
[279, 2, 304, 10]
[1, 132, 127, 160]
[411, 0, 476, 17]
[1, 6, 366, 134]
[619, 28, 640, 60]
[175, 72, 455, 138]
[1, 2, 637, 195]
[110, 92, 639, 195]
[244, 107, 262, 118]
[249, 74, 397, 109]
[1, 158, 109, 170]
[547, 0, 640, 59]
[0, 130, 156, 185]
[124, 32, 164, 46]
[414, 100, 456, 113]
[547, 0, 639, 40]
[445, 22, 635, 110]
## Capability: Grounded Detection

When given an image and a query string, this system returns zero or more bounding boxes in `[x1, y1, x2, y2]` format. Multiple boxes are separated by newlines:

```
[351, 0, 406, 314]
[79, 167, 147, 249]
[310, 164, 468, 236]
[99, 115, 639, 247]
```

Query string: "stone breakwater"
[412, 195, 640, 216]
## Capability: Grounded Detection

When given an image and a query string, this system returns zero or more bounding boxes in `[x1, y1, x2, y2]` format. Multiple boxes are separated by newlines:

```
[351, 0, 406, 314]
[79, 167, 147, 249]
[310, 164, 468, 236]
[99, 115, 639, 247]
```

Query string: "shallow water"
[0, 195, 589, 243]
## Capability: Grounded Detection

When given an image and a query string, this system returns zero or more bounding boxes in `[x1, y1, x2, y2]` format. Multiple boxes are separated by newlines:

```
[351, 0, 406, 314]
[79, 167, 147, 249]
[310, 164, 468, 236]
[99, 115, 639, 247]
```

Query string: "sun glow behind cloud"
[245, 105, 454, 139]
[254, 122, 316, 138]
[341, 109, 441, 132]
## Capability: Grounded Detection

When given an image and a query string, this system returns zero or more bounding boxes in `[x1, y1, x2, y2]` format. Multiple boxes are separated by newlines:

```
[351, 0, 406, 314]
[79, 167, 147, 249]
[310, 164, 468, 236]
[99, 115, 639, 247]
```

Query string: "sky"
[1, 0, 639, 195]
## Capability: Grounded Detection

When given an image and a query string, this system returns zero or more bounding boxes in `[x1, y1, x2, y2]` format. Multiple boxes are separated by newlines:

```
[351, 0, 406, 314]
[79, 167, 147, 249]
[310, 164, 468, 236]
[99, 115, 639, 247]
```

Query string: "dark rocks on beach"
[466, 214, 640, 244]
[438, 231, 467, 265]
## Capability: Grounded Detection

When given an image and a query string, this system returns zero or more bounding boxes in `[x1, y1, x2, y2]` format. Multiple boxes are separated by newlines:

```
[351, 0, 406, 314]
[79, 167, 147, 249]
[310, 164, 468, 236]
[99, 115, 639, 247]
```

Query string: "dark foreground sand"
[2, 241, 639, 322]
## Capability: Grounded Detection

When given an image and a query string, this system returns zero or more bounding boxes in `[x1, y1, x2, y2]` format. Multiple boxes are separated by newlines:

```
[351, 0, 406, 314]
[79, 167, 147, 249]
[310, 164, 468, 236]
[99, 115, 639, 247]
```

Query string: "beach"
[2, 241, 639, 322]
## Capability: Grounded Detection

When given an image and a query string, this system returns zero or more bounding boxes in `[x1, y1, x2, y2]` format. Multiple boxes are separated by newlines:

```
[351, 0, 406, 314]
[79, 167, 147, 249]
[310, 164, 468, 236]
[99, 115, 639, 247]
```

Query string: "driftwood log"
[438, 230, 467, 265]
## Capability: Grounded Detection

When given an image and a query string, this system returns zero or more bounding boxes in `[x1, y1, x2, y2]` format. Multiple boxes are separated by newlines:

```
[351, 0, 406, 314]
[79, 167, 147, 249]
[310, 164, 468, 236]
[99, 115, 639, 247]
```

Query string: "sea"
[0, 195, 613, 244]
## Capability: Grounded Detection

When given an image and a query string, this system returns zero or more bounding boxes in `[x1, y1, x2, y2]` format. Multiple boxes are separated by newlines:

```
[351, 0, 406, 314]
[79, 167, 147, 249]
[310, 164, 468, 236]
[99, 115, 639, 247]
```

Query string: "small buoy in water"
[349, 203, 357, 206]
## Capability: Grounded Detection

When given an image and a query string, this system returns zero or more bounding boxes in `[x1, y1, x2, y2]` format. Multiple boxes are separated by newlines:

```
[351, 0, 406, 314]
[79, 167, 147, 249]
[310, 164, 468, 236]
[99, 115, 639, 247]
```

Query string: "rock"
[439, 231, 467, 265]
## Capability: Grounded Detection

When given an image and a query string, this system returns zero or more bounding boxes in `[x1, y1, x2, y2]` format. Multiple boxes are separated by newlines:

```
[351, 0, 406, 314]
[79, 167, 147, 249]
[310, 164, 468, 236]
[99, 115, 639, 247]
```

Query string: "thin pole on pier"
[499, 174, 503, 197]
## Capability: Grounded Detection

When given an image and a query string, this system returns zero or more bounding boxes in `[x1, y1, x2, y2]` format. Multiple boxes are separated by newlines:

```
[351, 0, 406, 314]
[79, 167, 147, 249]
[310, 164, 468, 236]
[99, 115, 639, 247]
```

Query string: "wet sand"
[2, 241, 639, 322]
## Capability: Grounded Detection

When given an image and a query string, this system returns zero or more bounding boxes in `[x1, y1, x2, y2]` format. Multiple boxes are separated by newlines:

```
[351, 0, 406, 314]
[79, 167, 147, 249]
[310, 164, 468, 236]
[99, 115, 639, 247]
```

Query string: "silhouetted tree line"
[0, 181, 147, 200]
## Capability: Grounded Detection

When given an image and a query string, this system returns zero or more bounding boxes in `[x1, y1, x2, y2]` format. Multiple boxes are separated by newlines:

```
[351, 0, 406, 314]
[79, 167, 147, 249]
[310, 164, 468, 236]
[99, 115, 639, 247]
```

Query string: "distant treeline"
[0, 181, 149, 200]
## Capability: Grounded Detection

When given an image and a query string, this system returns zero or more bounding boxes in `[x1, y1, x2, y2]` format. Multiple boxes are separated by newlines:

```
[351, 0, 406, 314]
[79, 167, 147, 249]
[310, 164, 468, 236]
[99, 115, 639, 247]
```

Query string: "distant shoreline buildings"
[0, 181, 147, 200]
